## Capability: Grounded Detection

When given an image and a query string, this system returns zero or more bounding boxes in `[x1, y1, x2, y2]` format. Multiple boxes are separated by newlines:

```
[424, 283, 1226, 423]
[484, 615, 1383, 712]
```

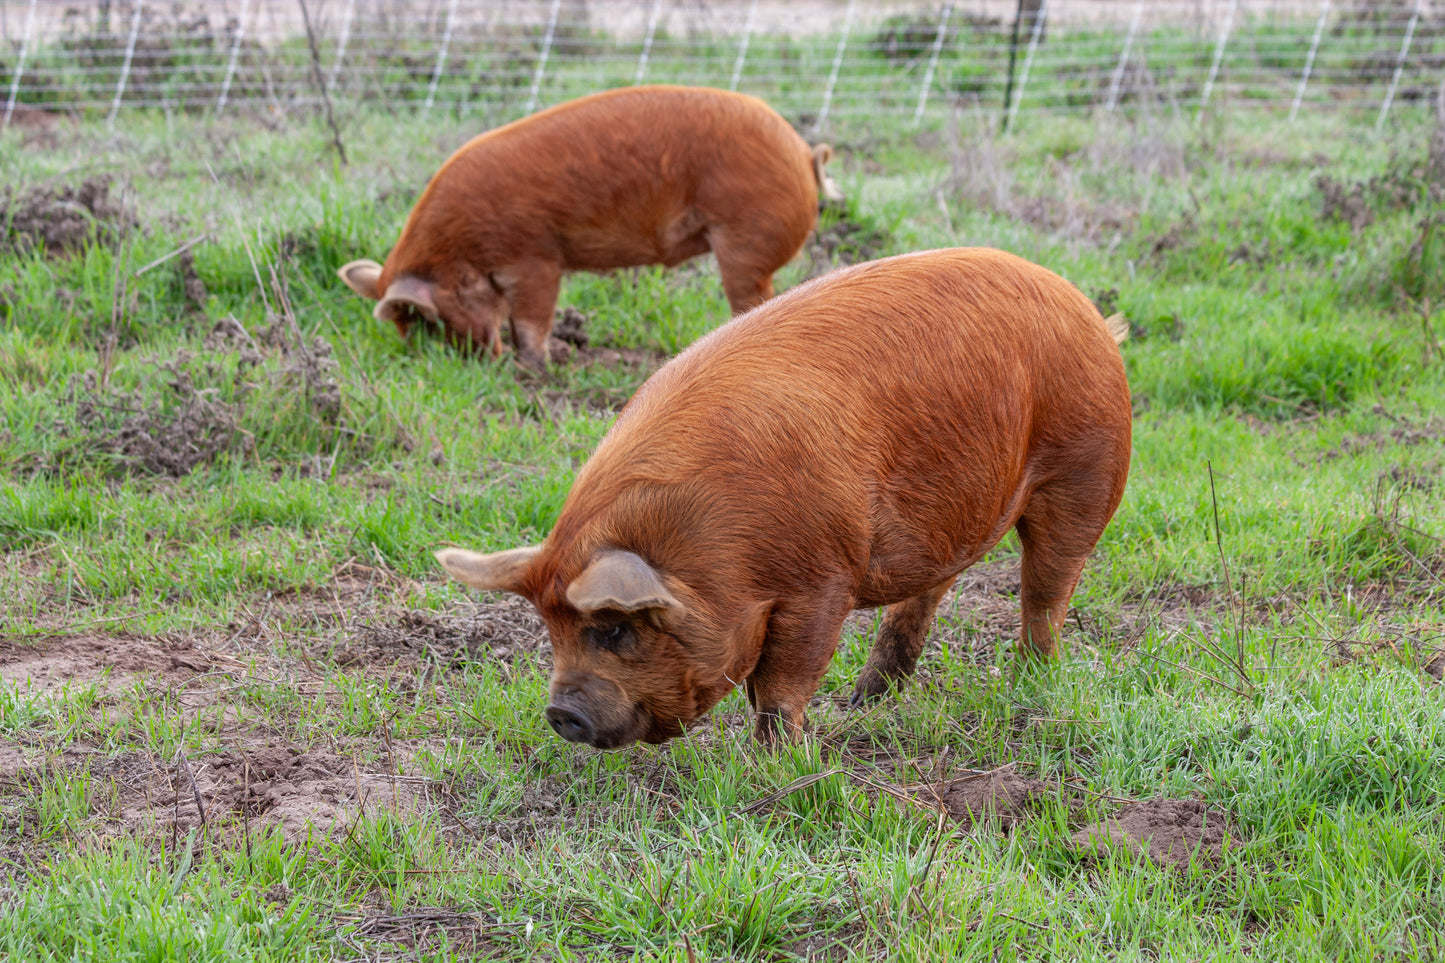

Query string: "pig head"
[337, 259, 513, 357]
[436, 545, 773, 748]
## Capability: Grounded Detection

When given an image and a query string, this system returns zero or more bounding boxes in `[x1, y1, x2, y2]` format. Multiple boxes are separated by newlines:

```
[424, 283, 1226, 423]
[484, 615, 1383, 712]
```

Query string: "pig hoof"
[848, 671, 892, 708]
[753, 708, 805, 745]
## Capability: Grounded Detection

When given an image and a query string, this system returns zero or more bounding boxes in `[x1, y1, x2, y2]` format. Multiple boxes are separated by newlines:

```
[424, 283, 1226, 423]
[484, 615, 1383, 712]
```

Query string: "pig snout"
[544, 701, 594, 743]
[546, 676, 644, 749]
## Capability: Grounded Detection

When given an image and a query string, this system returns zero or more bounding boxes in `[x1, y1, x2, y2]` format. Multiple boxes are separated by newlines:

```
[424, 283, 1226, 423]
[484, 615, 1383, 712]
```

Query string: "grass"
[1, 96, 1444, 961]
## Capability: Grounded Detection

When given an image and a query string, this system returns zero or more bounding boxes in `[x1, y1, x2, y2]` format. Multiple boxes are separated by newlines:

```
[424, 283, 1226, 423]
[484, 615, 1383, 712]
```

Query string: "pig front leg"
[500, 262, 562, 372]
[849, 575, 957, 707]
[744, 590, 852, 745]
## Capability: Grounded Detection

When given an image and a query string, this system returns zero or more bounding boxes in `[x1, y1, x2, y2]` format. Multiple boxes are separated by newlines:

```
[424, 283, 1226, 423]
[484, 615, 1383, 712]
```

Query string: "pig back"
[386, 86, 819, 278]
[559, 248, 1131, 606]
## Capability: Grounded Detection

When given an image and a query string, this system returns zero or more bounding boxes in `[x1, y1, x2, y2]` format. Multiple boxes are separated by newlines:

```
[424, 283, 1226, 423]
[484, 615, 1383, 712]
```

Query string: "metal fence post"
[1106, 0, 1144, 112]
[816, 0, 857, 131]
[216, 0, 251, 113]
[1199, 0, 1238, 111]
[1289, 0, 1330, 122]
[526, 0, 564, 114]
[729, 0, 759, 92]
[1004, 0, 1048, 131]
[424, 0, 460, 113]
[2, 0, 38, 130]
[326, 0, 358, 95]
[1377, 0, 1423, 132]
[913, 2, 954, 127]
[108, 0, 144, 127]
[635, 0, 664, 85]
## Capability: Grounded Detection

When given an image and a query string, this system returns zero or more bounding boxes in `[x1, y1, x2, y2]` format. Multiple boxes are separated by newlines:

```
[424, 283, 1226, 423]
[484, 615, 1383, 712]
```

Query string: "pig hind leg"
[849, 576, 958, 707]
[1015, 477, 1119, 658]
[708, 229, 783, 315]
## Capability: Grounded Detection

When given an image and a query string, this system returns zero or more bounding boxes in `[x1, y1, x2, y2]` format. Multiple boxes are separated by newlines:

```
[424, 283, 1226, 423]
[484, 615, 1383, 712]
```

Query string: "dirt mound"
[1071, 798, 1233, 870]
[805, 206, 893, 276]
[544, 307, 666, 373]
[64, 362, 244, 477]
[1316, 166, 1419, 232]
[1, 177, 136, 256]
[339, 598, 549, 669]
[0, 633, 210, 692]
[48, 316, 345, 478]
[111, 742, 421, 842]
[917, 767, 1063, 828]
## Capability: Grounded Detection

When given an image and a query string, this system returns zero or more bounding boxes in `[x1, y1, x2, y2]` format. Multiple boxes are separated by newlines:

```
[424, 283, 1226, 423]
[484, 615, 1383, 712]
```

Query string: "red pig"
[337, 85, 841, 369]
[437, 249, 1132, 747]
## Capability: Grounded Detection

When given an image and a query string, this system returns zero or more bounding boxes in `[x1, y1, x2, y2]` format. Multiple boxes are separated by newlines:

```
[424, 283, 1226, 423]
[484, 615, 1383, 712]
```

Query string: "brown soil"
[1423, 647, 1445, 681]
[0, 177, 136, 256]
[0, 633, 210, 692]
[48, 318, 345, 478]
[63, 362, 244, 478]
[1317, 416, 1445, 462]
[0, 740, 424, 844]
[804, 205, 893, 277]
[1071, 797, 1234, 870]
[177, 248, 209, 312]
[115, 741, 424, 842]
[336, 597, 550, 670]
[1316, 166, 1419, 232]
[925, 767, 1063, 828]
[544, 306, 668, 377]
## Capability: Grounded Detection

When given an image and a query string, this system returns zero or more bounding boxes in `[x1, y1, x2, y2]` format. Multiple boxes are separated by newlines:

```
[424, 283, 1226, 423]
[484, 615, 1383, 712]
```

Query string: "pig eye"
[585, 622, 633, 652]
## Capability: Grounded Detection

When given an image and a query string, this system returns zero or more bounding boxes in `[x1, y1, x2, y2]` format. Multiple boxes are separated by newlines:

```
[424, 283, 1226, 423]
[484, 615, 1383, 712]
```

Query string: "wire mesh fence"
[2, 0, 1443, 131]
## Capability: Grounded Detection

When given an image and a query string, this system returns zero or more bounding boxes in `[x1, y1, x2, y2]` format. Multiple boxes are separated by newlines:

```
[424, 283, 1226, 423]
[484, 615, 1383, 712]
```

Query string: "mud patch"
[1423, 647, 1445, 681]
[0, 177, 136, 256]
[91, 742, 423, 843]
[0, 633, 211, 692]
[1317, 415, 1445, 462]
[44, 315, 348, 478]
[1071, 798, 1234, 870]
[348, 904, 515, 958]
[177, 248, 209, 312]
[336, 597, 549, 670]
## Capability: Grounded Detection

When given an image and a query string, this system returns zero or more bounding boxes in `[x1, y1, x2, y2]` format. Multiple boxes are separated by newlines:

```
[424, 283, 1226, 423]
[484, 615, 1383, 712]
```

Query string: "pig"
[436, 248, 1132, 747]
[337, 85, 842, 370]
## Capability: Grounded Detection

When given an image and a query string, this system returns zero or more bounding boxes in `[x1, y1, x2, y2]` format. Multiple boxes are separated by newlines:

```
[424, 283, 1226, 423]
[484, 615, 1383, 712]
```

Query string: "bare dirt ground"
[1072, 798, 1234, 869]
[7, 544, 1432, 856]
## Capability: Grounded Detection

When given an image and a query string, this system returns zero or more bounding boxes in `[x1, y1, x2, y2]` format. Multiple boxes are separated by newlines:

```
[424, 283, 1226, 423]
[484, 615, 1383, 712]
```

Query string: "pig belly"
[850, 470, 1030, 608]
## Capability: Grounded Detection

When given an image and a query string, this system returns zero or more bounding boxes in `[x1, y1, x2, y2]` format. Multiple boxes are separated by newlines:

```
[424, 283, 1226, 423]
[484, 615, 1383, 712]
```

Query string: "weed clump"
[0, 177, 136, 256]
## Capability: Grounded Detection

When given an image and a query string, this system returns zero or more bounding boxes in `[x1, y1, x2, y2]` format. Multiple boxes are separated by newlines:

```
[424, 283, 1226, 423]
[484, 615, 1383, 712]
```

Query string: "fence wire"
[2, 0, 1443, 131]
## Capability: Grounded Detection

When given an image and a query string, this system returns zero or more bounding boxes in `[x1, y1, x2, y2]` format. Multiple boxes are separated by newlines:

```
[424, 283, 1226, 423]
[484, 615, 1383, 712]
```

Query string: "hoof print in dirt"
[1070, 798, 1234, 870]
[0, 176, 136, 257]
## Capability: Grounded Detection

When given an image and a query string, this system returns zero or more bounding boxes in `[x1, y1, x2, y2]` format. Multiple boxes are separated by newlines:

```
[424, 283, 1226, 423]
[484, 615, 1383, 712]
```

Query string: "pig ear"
[566, 551, 683, 618]
[375, 276, 440, 326]
[435, 546, 541, 596]
[338, 259, 383, 300]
